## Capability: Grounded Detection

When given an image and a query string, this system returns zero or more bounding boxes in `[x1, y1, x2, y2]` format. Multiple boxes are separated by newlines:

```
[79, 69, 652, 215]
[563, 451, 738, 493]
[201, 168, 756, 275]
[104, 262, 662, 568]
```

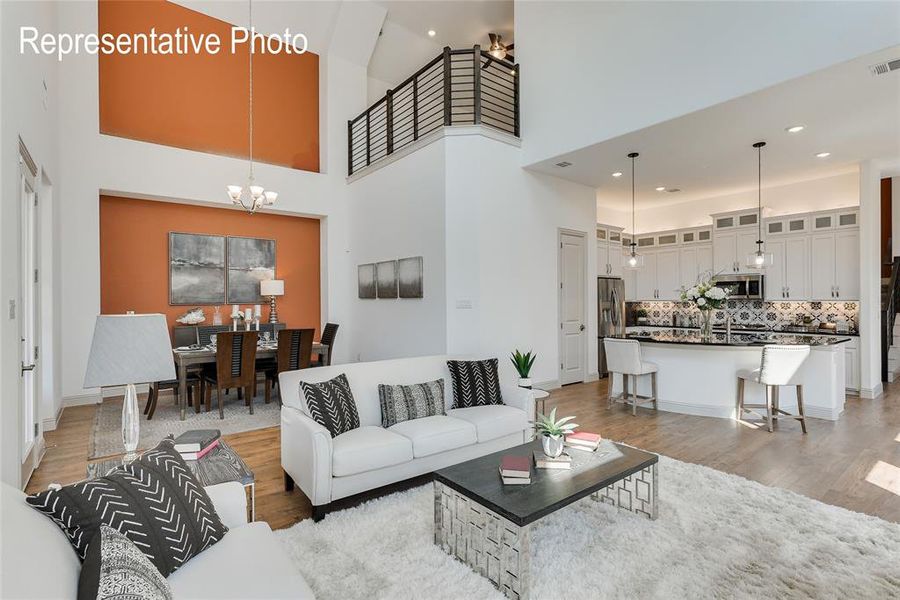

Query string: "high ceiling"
[526, 45, 900, 212]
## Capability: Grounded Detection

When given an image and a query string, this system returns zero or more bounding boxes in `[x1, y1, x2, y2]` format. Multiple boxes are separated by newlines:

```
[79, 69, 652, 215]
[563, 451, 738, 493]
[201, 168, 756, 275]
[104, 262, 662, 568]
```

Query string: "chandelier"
[227, 0, 277, 214]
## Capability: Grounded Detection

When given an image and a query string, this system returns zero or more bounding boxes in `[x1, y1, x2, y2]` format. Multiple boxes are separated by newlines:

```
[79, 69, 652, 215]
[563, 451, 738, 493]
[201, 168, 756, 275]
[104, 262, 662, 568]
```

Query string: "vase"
[700, 309, 713, 340]
[541, 434, 564, 458]
[518, 377, 532, 389]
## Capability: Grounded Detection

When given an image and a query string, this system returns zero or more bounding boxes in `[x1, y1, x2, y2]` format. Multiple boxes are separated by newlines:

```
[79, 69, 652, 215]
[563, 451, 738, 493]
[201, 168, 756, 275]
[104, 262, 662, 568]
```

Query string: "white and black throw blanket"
[447, 359, 504, 408]
[378, 379, 446, 427]
[300, 373, 361, 437]
[78, 525, 172, 600]
[26, 439, 227, 577]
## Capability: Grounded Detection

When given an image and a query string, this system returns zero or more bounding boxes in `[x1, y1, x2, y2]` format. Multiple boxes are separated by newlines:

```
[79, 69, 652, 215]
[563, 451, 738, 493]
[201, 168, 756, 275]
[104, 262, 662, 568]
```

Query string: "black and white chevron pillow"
[447, 359, 504, 408]
[26, 440, 227, 577]
[378, 379, 445, 428]
[300, 373, 361, 437]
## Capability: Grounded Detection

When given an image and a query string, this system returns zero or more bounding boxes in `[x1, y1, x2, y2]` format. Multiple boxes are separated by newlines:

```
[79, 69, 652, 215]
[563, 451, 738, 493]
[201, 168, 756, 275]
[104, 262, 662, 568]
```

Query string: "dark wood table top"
[434, 439, 657, 526]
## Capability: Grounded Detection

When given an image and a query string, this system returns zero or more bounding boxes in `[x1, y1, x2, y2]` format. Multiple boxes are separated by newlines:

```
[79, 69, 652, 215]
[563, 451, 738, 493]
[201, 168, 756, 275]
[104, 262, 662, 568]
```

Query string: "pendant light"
[226, 0, 277, 214]
[623, 152, 644, 269]
[745, 141, 773, 269]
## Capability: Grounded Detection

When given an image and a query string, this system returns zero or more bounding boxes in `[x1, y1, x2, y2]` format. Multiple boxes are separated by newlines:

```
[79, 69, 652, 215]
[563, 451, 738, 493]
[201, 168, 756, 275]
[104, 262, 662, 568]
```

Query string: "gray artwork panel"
[376, 260, 398, 299]
[358, 264, 376, 299]
[398, 256, 424, 299]
[169, 233, 226, 305]
[227, 236, 276, 304]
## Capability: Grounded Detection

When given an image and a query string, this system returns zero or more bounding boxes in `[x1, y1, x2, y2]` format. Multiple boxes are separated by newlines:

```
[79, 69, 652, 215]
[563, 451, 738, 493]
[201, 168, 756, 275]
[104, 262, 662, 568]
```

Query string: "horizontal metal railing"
[348, 46, 519, 176]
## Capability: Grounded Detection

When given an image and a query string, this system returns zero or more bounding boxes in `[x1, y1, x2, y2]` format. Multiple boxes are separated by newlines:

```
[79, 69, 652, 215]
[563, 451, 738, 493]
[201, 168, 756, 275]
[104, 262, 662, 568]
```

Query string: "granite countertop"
[622, 328, 852, 347]
[630, 324, 859, 337]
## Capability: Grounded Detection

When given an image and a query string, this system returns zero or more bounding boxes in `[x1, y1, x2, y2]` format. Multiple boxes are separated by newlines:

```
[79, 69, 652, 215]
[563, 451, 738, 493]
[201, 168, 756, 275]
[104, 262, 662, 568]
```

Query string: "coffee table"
[433, 439, 658, 599]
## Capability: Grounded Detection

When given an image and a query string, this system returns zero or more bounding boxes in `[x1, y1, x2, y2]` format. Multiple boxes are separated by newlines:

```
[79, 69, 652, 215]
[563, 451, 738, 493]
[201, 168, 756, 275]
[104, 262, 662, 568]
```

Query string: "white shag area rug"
[275, 455, 900, 600]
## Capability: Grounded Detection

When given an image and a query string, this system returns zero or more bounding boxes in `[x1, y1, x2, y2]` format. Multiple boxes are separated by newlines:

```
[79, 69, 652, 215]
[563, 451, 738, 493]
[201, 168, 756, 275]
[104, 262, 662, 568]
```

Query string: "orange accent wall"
[98, 0, 319, 172]
[100, 196, 321, 336]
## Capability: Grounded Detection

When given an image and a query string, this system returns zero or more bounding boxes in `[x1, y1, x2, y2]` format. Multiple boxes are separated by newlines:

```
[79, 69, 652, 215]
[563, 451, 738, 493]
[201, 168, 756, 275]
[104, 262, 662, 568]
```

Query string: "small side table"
[87, 440, 256, 522]
[532, 388, 550, 419]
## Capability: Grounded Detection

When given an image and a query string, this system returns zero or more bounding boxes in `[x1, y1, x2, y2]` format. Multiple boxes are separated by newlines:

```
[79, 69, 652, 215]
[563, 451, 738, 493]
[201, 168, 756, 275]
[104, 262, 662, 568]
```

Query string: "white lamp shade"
[84, 314, 175, 388]
[260, 279, 284, 296]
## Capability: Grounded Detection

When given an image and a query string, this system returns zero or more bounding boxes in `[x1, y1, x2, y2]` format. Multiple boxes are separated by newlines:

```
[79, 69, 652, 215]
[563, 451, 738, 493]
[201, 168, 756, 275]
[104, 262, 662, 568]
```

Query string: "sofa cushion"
[331, 426, 414, 477]
[448, 405, 529, 443]
[447, 359, 504, 408]
[78, 525, 172, 600]
[167, 522, 314, 599]
[378, 379, 446, 428]
[388, 415, 477, 458]
[26, 440, 228, 577]
[300, 373, 361, 437]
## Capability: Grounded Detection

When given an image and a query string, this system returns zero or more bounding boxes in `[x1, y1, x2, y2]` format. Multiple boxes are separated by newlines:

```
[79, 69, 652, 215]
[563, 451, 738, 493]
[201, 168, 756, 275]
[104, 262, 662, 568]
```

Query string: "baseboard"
[63, 392, 102, 407]
[533, 379, 560, 390]
[102, 383, 150, 398]
[859, 383, 884, 399]
[585, 371, 600, 383]
[42, 404, 64, 431]
[653, 399, 841, 422]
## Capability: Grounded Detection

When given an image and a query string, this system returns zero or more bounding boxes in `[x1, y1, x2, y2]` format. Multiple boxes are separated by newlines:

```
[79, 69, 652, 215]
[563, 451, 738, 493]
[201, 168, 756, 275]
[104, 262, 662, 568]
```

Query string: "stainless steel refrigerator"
[598, 277, 626, 378]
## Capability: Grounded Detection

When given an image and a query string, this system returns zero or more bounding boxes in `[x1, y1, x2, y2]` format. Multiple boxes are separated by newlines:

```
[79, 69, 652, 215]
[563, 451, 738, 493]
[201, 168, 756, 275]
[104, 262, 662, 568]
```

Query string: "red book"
[181, 438, 219, 461]
[500, 455, 531, 478]
[568, 432, 601, 444]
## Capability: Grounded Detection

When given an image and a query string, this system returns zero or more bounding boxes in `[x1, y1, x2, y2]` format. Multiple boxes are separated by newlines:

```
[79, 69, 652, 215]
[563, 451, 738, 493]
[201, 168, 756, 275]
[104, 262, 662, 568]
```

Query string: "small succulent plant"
[510, 349, 536, 378]
[533, 407, 578, 438]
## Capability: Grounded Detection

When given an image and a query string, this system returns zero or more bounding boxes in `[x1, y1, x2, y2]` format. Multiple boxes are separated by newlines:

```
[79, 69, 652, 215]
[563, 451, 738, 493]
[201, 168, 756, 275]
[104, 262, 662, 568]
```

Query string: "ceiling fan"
[482, 33, 514, 69]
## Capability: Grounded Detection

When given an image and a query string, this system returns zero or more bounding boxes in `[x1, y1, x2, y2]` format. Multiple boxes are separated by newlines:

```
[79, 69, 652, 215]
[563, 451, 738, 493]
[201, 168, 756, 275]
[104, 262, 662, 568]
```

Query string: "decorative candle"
[254, 304, 262, 317]
[231, 304, 240, 318]
[245, 308, 253, 321]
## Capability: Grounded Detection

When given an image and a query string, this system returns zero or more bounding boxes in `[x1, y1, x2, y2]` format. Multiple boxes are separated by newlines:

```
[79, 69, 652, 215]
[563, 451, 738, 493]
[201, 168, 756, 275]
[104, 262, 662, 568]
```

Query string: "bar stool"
[736, 344, 810, 433]
[603, 338, 658, 416]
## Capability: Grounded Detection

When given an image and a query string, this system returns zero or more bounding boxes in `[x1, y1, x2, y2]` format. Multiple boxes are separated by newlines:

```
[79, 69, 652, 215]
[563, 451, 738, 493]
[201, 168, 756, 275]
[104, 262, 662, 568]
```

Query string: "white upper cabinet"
[834, 229, 859, 299]
[680, 245, 713, 287]
[656, 249, 681, 300]
[596, 226, 625, 278]
[635, 251, 658, 300]
[810, 233, 838, 300]
[713, 232, 738, 274]
[783, 236, 809, 300]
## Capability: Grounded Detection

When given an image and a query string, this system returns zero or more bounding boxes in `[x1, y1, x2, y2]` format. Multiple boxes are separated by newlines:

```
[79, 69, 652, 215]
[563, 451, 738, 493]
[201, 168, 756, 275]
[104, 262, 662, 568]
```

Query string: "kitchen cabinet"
[597, 239, 625, 279]
[844, 337, 860, 392]
[811, 230, 859, 300]
[679, 245, 713, 288]
[766, 236, 809, 300]
[636, 252, 658, 300]
[713, 230, 759, 274]
[656, 249, 681, 300]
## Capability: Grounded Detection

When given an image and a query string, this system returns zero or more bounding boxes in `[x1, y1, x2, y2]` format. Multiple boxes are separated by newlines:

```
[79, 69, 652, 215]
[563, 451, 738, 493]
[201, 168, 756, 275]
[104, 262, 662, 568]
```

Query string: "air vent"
[555, 161, 572, 168]
[666, 188, 681, 193]
[870, 58, 900, 76]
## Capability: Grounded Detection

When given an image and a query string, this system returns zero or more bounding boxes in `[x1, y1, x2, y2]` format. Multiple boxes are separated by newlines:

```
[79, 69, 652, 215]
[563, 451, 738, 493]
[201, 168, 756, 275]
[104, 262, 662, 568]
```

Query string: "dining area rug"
[89, 391, 281, 460]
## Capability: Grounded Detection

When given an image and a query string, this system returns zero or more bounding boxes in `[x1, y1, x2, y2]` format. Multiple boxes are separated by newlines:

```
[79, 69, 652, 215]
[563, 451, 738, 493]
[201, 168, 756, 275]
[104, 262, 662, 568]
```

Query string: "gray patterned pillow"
[379, 379, 446, 427]
[78, 525, 172, 600]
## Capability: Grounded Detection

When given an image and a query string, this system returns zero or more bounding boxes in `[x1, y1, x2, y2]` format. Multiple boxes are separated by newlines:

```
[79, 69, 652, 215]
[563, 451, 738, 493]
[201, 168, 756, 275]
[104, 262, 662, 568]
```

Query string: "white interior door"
[18, 164, 39, 474]
[559, 231, 586, 385]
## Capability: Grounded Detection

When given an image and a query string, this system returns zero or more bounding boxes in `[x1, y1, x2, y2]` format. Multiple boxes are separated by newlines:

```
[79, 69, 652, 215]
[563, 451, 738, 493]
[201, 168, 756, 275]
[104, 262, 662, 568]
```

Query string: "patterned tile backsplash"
[627, 300, 859, 332]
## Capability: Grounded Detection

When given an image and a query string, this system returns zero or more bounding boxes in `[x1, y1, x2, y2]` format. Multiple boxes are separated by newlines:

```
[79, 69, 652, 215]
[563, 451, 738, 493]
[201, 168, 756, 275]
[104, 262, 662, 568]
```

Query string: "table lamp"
[260, 279, 284, 324]
[84, 314, 175, 463]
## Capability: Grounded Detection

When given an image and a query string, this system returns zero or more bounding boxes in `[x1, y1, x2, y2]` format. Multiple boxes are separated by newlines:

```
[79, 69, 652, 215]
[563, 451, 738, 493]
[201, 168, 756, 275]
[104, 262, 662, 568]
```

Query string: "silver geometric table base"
[434, 463, 658, 600]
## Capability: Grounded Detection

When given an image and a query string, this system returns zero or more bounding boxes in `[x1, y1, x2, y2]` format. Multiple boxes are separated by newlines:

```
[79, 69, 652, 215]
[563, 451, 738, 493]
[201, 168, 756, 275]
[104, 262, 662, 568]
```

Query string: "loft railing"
[348, 46, 519, 176]
[881, 256, 900, 381]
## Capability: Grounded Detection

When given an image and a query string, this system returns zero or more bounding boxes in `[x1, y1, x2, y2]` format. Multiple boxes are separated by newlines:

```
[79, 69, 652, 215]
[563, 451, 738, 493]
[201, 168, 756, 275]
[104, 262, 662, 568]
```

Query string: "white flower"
[697, 297, 707, 306]
[706, 287, 725, 300]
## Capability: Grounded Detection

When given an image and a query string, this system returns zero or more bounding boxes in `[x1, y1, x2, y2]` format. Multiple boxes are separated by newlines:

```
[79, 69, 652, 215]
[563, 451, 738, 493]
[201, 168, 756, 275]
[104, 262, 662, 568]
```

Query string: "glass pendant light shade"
[746, 247, 774, 269]
[227, 185, 243, 201]
[623, 249, 644, 270]
[264, 191, 278, 205]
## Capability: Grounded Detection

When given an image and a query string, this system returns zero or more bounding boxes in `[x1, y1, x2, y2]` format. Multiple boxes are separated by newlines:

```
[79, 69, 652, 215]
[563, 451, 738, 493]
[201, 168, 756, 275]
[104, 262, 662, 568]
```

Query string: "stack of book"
[565, 431, 602, 452]
[499, 455, 531, 485]
[173, 429, 220, 461]
[533, 450, 572, 470]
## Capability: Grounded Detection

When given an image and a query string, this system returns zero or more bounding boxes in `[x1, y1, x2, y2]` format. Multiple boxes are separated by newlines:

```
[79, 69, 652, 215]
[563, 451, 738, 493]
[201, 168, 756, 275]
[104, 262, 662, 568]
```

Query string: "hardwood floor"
[26, 378, 900, 529]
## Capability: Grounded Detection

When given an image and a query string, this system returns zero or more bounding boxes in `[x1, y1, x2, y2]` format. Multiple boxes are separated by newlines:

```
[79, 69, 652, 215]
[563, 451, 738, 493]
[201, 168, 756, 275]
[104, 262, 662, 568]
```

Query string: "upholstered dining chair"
[603, 338, 658, 416]
[737, 344, 811, 433]
[311, 323, 339, 367]
[261, 328, 315, 404]
[201, 331, 259, 419]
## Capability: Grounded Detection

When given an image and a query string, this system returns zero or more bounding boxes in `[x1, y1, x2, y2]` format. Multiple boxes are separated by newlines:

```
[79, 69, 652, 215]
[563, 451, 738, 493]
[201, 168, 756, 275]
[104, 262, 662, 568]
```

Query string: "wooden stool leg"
[631, 375, 638, 416]
[621, 375, 629, 409]
[765, 385, 774, 432]
[736, 377, 745, 421]
[772, 386, 780, 422]
[651, 372, 658, 411]
[796, 384, 807, 434]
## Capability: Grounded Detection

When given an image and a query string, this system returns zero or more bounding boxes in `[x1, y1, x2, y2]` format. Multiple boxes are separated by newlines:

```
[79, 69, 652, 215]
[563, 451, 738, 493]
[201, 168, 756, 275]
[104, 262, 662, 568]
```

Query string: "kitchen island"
[608, 329, 851, 421]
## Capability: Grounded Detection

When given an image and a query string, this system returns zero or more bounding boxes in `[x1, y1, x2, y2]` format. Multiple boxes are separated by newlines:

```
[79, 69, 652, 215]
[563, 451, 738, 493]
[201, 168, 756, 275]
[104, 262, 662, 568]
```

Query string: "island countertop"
[621, 328, 851, 347]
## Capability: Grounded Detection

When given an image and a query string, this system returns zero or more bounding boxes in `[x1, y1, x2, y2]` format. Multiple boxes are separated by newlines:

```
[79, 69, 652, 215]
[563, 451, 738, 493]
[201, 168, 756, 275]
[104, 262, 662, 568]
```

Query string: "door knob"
[579, 324, 585, 331]
[21, 362, 35, 376]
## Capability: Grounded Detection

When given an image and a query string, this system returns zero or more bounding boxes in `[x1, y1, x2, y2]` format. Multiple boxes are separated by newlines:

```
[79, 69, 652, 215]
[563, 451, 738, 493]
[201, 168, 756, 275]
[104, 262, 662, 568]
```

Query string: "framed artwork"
[358, 264, 376, 299]
[226, 236, 276, 303]
[169, 233, 226, 305]
[375, 260, 398, 299]
[398, 256, 424, 298]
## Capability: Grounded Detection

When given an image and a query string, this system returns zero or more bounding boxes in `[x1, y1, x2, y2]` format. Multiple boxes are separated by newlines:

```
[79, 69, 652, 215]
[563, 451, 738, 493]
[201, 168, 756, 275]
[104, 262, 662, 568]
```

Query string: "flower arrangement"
[679, 274, 729, 310]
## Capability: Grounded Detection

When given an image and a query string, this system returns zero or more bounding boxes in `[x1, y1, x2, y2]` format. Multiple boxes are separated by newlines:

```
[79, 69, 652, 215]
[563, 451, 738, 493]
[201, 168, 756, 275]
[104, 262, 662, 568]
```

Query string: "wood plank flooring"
[26, 378, 900, 529]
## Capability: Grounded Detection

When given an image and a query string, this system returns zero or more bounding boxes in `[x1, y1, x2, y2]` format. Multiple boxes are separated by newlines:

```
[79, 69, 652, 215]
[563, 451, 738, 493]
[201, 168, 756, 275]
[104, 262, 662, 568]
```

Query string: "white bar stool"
[603, 338, 658, 415]
[736, 344, 810, 433]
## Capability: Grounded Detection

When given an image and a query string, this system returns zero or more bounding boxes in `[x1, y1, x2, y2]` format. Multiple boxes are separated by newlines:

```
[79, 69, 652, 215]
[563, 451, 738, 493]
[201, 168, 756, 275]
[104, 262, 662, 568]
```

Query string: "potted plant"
[635, 308, 649, 324]
[510, 349, 537, 388]
[679, 272, 730, 339]
[533, 408, 578, 458]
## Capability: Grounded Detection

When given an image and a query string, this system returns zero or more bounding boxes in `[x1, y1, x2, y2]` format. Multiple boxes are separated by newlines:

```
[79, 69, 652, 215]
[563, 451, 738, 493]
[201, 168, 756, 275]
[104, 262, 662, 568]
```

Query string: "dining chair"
[201, 331, 259, 419]
[143, 374, 199, 419]
[261, 328, 314, 404]
[312, 323, 339, 367]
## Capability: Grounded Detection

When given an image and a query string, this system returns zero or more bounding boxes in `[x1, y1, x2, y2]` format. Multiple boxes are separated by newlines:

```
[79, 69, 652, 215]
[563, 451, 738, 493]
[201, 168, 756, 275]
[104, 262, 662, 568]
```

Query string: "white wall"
[1, 1, 60, 487]
[346, 139, 448, 362]
[445, 135, 598, 386]
[516, 1, 900, 167]
[607, 171, 859, 233]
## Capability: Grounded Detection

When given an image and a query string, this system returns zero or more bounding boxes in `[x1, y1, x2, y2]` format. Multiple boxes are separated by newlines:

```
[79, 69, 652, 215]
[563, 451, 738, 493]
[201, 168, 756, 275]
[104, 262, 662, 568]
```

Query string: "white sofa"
[279, 355, 534, 519]
[1, 481, 314, 600]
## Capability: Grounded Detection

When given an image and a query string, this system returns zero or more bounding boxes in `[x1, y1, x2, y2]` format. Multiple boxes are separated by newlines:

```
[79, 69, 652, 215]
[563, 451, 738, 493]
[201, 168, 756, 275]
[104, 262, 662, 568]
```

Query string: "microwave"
[712, 274, 764, 299]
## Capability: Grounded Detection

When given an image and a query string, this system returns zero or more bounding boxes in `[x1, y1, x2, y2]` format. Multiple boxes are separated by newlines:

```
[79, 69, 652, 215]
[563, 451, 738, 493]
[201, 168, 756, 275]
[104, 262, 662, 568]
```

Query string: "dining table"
[172, 339, 329, 420]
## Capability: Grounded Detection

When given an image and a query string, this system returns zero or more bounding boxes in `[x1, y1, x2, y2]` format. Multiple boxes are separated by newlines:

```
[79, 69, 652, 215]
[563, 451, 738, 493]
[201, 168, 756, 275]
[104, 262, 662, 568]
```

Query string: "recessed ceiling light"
[816, 152, 831, 158]
[612, 172, 623, 178]
[655, 186, 666, 192]
[427, 30, 436, 37]
[785, 125, 805, 133]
